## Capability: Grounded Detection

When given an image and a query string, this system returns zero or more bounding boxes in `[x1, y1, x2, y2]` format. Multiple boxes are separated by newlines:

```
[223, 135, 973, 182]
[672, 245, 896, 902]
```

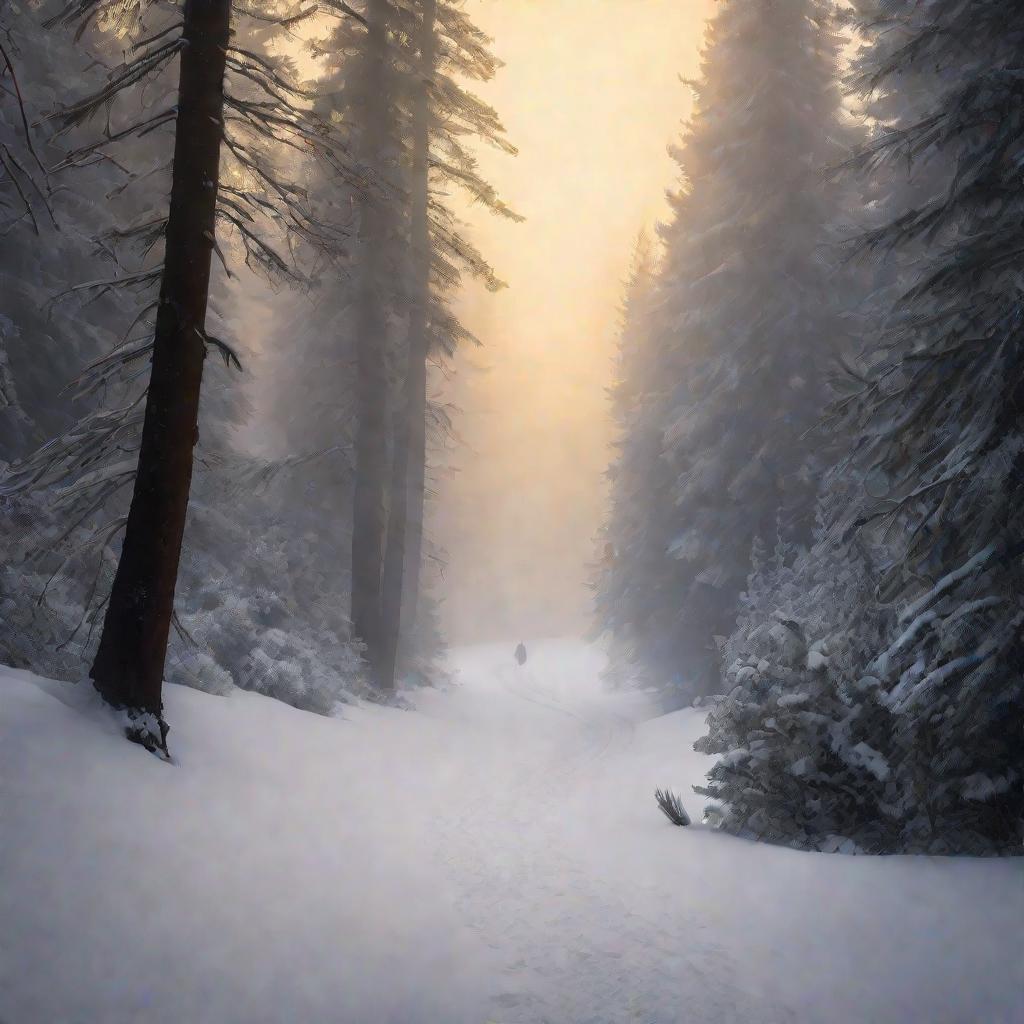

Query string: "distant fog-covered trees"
[598, 0, 856, 700]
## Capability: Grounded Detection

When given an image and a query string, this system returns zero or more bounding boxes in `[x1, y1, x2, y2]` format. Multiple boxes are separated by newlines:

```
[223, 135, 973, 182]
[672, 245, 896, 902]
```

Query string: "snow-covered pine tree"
[834, 0, 1024, 852]
[3, 0, 361, 749]
[696, 0, 1024, 855]
[695, 514, 899, 853]
[602, 0, 855, 702]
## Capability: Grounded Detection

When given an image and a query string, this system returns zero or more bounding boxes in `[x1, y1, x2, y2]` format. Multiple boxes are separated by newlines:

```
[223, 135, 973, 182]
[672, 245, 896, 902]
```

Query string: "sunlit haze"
[432, 0, 715, 644]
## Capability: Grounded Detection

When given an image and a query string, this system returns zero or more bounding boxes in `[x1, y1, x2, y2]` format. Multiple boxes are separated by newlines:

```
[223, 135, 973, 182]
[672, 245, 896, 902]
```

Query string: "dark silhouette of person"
[514, 641, 527, 667]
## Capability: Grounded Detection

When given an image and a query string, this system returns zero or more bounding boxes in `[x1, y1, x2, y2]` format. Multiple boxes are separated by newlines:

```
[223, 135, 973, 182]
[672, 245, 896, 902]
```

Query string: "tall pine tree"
[305, 0, 515, 691]
[837, 0, 1024, 850]
[596, 233, 677, 691]
[14, 0, 358, 750]
[379, 0, 437, 690]
[695, 0, 1024, 854]
[600, 0, 855, 702]
[87, 0, 235, 751]
[379, 0, 517, 688]
[343, 0, 405, 689]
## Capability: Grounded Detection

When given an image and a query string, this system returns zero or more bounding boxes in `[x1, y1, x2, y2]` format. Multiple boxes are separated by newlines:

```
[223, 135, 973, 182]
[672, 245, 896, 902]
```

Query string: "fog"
[5, 5, 1021, 1018]
[432, 0, 716, 644]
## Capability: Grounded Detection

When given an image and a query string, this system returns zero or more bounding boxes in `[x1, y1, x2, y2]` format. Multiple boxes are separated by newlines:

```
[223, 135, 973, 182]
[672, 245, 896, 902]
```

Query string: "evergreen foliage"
[696, 530, 899, 852]
[599, 0, 856, 703]
[0, 0, 511, 718]
[596, 234, 673, 691]
[655, 787, 691, 827]
[0, 2, 369, 721]
[1, 0, 1018, 850]
[273, 0, 515, 688]
[691, 0, 1024, 853]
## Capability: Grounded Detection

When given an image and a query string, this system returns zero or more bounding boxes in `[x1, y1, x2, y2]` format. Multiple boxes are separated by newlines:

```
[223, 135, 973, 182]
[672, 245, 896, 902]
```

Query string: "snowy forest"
[1, 1, 1022, 1022]
[597, 0, 1024, 857]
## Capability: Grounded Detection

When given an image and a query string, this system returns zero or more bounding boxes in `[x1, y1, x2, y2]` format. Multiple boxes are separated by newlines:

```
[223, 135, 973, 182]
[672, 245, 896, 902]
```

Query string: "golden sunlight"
[435, 0, 716, 642]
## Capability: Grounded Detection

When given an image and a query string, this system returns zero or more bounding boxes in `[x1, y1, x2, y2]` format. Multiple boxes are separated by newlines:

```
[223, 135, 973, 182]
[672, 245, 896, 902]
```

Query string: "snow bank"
[2, 643, 1022, 1023]
[0, 670, 495, 1024]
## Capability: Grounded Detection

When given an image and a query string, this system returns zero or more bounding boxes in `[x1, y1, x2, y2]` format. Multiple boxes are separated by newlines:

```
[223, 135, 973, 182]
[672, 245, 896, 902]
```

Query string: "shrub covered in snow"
[695, 538, 901, 852]
[169, 496, 371, 712]
[0, 474, 372, 715]
[698, 523, 1023, 854]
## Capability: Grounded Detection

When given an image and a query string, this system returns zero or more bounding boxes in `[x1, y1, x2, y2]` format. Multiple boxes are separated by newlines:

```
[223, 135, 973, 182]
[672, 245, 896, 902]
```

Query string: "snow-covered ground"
[1, 639, 1021, 1024]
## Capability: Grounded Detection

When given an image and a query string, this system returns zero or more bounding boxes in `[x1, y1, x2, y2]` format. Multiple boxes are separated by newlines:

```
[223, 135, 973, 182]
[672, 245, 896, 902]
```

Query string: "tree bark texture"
[90, 0, 231, 746]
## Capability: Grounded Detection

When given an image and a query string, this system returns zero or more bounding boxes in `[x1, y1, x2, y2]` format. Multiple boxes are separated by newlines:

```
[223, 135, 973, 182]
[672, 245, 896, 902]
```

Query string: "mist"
[3, 1, 1022, 1021]
[433, 0, 716, 644]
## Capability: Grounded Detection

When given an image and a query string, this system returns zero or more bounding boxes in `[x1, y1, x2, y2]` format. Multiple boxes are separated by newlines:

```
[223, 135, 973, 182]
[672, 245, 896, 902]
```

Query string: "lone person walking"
[514, 641, 527, 667]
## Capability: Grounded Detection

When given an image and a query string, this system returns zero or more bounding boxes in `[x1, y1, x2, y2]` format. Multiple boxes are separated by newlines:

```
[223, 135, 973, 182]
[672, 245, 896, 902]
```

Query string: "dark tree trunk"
[89, 0, 231, 751]
[379, 0, 436, 690]
[350, 0, 394, 689]
[402, 392, 427, 632]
